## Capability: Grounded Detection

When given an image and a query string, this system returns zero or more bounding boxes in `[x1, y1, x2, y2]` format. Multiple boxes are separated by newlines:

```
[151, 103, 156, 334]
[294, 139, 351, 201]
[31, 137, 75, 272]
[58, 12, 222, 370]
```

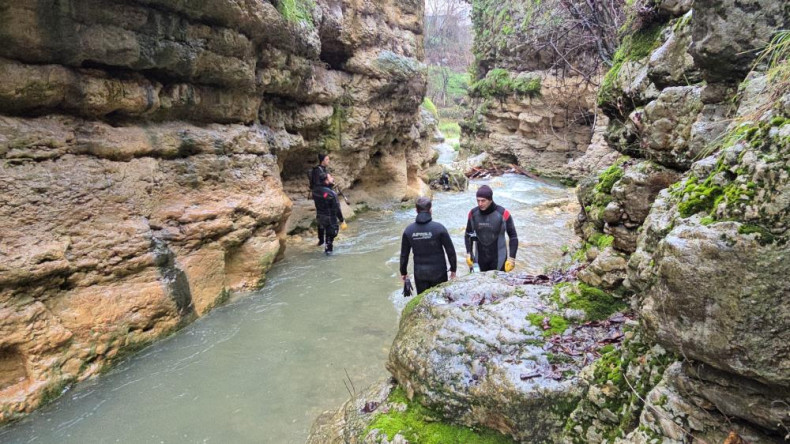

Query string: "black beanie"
[476, 185, 493, 200]
[318, 153, 327, 163]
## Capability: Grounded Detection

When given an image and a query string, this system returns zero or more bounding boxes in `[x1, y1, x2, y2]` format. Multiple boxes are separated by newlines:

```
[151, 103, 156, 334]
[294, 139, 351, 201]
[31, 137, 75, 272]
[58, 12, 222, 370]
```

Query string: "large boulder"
[387, 274, 628, 442]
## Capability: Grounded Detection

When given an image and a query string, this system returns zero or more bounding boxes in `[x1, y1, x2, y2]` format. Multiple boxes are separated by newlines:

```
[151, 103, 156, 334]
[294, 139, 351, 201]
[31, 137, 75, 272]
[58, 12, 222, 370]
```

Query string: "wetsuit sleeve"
[505, 210, 518, 258]
[399, 232, 411, 276]
[464, 211, 473, 254]
[440, 228, 457, 273]
[332, 194, 344, 222]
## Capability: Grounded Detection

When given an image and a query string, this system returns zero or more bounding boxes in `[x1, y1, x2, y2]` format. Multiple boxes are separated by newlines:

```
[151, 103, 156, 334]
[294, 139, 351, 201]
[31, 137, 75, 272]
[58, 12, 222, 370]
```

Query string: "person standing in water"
[400, 197, 457, 294]
[465, 185, 518, 272]
[310, 153, 331, 246]
[313, 172, 346, 255]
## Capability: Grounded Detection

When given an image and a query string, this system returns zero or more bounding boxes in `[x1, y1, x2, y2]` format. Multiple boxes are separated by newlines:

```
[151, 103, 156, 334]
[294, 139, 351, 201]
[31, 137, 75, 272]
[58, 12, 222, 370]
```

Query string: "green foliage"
[366, 387, 515, 444]
[469, 68, 541, 98]
[595, 163, 626, 195]
[422, 97, 439, 119]
[753, 30, 790, 93]
[439, 120, 461, 139]
[589, 233, 615, 249]
[527, 313, 570, 337]
[277, 0, 315, 26]
[427, 67, 470, 107]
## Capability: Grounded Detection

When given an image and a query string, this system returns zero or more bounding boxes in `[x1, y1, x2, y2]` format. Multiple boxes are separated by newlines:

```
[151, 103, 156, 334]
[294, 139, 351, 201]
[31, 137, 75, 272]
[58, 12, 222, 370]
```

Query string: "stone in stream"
[307, 273, 631, 443]
[384, 274, 625, 442]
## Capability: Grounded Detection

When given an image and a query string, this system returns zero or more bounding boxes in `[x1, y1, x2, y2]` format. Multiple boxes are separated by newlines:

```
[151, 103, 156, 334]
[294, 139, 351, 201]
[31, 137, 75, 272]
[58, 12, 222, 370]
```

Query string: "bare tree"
[425, 0, 474, 107]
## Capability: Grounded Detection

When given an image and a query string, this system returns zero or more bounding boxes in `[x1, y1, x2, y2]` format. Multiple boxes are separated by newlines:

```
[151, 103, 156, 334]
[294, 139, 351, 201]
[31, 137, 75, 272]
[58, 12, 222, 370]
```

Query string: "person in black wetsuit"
[465, 185, 518, 272]
[311, 153, 331, 246]
[312, 172, 344, 255]
[400, 197, 457, 294]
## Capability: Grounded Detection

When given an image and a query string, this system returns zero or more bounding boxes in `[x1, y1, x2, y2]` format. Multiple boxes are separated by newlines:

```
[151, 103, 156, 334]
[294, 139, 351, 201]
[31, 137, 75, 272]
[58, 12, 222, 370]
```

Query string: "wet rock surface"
[386, 273, 628, 442]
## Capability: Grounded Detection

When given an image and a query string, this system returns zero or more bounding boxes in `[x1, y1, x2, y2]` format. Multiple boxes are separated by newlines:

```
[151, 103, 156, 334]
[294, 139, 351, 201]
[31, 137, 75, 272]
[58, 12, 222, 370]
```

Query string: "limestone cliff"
[459, 0, 618, 179]
[0, 0, 430, 422]
[568, 0, 789, 442]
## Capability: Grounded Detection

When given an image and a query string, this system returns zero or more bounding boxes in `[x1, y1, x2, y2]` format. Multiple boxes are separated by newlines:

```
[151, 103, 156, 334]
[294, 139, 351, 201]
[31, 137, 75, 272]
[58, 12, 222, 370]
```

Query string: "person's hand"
[401, 275, 408, 282]
[340, 222, 348, 230]
[450, 271, 456, 279]
[504, 257, 515, 272]
[466, 254, 474, 267]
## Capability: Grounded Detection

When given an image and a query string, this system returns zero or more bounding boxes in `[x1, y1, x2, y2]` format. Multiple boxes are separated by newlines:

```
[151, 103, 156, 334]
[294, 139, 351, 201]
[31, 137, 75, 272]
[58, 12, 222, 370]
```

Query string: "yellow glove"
[466, 254, 474, 267]
[340, 222, 348, 230]
[504, 258, 515, 272]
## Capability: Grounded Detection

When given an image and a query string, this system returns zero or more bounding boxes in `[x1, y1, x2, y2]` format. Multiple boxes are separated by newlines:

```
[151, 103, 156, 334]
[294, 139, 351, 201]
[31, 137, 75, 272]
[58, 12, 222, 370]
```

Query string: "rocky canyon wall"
[570, 0, 789, 442]
[0, 0, 430, 422]
[459, 0, 618, 180]
[306, 1, 789, 443]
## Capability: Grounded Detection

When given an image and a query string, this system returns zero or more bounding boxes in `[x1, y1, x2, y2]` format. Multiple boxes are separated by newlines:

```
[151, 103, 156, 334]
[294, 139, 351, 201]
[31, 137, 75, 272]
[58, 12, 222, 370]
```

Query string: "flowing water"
[0, 149, 578, 444]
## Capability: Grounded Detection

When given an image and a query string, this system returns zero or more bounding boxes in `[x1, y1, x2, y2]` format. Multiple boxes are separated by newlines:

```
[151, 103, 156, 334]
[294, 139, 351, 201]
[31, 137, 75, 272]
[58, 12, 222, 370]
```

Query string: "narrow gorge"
[0, 0, 788, 443]
[0, 0, 435, 422]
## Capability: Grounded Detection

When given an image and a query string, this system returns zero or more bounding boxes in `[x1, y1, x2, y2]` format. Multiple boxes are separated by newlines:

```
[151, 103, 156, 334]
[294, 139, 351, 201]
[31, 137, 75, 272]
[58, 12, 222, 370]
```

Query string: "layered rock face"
[459, 0, 617, 179]
[569, 0, 789, 441]
[0, 0, 429, 422]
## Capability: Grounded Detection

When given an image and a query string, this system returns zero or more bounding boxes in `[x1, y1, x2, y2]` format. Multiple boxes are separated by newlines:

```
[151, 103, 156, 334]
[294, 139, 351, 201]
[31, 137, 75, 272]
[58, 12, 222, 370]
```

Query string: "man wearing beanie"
[465, 184, 518, 272]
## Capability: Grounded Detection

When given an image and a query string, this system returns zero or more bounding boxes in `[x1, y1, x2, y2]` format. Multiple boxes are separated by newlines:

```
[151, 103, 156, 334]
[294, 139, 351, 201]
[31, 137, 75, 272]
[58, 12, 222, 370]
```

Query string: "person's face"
[322, 155, 330, 166]
[477, 197, 492, 211]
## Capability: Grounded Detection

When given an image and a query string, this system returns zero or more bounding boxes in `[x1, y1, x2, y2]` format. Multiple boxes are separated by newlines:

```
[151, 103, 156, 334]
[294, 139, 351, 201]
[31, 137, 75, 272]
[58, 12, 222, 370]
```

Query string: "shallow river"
[0, 155, 576, 444]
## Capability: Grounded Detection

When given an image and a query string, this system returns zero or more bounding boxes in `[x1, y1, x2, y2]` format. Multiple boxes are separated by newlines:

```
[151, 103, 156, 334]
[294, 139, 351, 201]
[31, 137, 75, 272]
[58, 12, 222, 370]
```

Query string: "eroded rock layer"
[568, 0, 789, 442]
[0, 0, 429, 421]
[459, 0, 617, 179]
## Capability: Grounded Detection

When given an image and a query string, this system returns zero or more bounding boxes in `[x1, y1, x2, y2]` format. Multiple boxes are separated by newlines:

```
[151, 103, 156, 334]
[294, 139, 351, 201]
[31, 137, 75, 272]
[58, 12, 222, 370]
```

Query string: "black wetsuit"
[313, 185, 344, 253]
[400, 212, 457, 294]
[465, 203, 518, 272]
[311, 165, 329, 244]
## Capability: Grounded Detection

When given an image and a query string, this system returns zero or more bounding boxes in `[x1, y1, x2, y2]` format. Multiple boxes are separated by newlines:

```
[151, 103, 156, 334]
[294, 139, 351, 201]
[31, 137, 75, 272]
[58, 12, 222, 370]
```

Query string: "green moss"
[469, 68, 541, 98]
[598, 23, 665, 109]
[422, 97, 439, 118]
[551, 283, 627, 321]
[365, 387, 515, 444]
[589, 233, 614, 249]
[527, 313, 570, 337]
[676, 175, 723, 217]
[547, 352, 575, 365]
[595, 159, 627, 195]
[402, 293, 425, 317]
[738, 223, 775, 245]
[277, 0, 315, 26]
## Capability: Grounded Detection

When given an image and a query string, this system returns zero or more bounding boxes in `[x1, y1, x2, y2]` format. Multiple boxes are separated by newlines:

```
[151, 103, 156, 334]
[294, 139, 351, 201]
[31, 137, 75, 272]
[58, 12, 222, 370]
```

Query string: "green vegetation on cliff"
[563, 330, 675, 443]
[468, 68, 541, 98]
[422, 97, 439, 119]
[598, 23, 664, 109]
[365, 387, 515, 444]
[551, 282, 627, 321]
[277, 0, 315, 26]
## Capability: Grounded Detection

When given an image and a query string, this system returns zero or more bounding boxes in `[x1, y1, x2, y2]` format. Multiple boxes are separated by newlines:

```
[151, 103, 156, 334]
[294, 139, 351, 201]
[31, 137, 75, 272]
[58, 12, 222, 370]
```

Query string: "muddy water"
[0, 164, 577, 444]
